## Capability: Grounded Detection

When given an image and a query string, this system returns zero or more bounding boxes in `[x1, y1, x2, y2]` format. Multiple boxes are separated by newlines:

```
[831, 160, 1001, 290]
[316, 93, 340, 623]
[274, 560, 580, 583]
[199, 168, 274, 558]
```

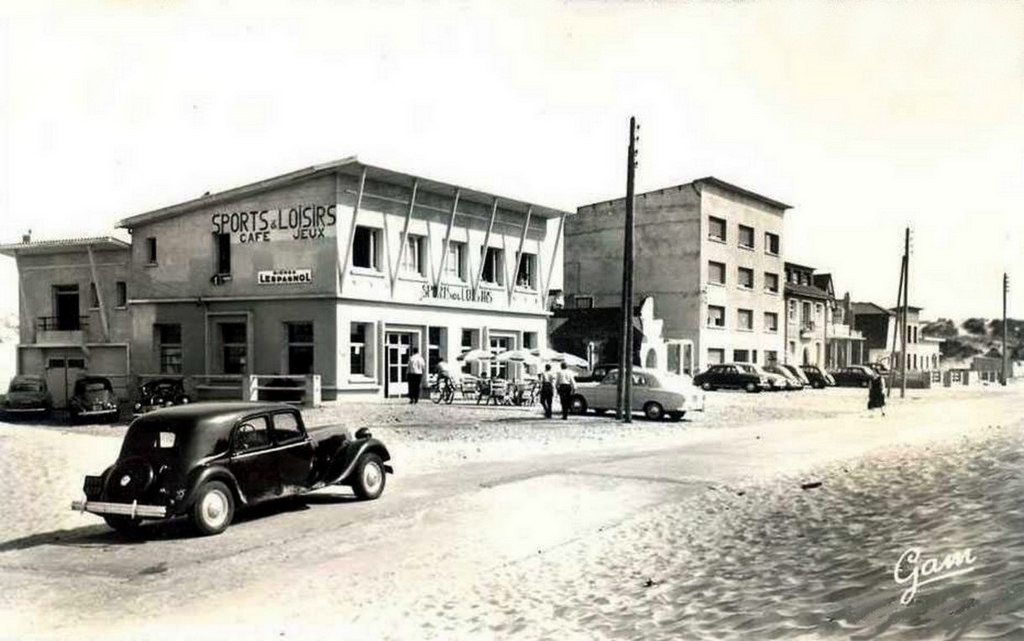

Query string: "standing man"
[407, 348, 426, 404]
[555, 362, 577, 420]
[539, 363, 555, 418]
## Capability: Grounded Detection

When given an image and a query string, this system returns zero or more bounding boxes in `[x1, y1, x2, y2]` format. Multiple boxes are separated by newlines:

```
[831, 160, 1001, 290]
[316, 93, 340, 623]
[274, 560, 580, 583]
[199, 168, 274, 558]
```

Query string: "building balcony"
[34, 316, 88, 345]
[799, 321, 817, 338]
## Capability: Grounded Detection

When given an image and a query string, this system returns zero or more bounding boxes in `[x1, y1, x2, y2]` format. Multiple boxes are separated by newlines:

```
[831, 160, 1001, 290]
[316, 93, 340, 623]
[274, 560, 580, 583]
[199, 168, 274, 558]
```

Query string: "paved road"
[2, 389, 1021, 641]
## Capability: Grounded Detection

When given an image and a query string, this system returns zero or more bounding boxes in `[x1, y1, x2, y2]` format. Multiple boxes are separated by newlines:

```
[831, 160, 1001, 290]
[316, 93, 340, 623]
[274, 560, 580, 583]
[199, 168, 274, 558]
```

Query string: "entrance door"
[45, 354, 87, 409]
[53, 285, 80, 330]
[385, 332, 414, 398]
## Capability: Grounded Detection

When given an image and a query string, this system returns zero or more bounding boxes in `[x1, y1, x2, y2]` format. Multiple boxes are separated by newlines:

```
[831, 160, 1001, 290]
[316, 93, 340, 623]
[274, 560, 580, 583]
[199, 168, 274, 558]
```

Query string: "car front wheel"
[701, 381, 714, 391]
[569, 395, 588, 414]
[352, 453, 386, 500]
[644, 402, 665, 421]
[745, 382, 758, 393]
[191, 481, 235, 536]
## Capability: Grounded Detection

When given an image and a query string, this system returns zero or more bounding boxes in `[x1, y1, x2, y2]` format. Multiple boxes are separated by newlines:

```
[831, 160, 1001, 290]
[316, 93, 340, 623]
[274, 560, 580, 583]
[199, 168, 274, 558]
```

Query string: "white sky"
[1, 0, 1022, 321]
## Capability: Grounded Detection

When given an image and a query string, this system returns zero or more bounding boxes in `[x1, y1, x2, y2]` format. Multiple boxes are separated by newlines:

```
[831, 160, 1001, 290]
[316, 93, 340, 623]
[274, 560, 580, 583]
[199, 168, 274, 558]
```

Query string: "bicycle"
[430, 376, 456, 405]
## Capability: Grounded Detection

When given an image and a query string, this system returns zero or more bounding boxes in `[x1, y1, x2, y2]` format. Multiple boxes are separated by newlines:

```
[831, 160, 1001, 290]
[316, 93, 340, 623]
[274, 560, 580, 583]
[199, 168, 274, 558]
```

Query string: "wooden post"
[900, 227, 910, 398]
[86, 244, 110, 342]
[618, 116, 638, 422]
[886, 250, 906, 396]
[338, 167, 367, 295]
[1003, 272, 1009, 385]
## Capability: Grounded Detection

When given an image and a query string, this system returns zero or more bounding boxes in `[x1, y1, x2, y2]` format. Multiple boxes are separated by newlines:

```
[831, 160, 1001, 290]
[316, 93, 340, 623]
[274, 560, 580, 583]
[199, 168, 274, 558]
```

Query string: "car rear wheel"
[644, 402, 665, 421]
[701, 381, 714, 391]
[569, 395, 588, 414]
[191, 481, 235, 536]
[352, 453, 386, 500]
[745, 382, 758, 393]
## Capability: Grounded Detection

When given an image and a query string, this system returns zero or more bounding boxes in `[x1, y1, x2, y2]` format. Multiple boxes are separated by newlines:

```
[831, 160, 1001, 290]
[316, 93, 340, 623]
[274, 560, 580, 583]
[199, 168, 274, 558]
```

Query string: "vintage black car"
[799, 365, 835, 389]
[134, 378, 191, 415]
[1, 375, 53, 418]
[72, 402, 393, 535]
[830, 365, 879, 387]
[692, 363, 768, 392]
[69, 376, 119, 423]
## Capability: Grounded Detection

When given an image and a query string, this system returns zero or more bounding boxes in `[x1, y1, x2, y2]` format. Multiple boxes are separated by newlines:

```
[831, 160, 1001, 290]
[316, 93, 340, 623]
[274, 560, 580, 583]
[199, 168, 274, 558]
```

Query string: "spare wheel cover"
[105, 457, 156, 502]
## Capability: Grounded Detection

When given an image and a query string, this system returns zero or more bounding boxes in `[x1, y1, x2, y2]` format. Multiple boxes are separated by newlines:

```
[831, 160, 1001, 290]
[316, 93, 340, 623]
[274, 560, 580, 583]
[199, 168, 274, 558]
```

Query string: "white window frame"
[764, 272, 779, 294]
[738, 224, 755, 249]
[708, 305, 726, 328]
[708, 261, 726, 286]
[764, 312, 778, 333]
[481, 247, 504, 286]
[352, 226, 382, 272]
[349, 322, 375, 380]
[444, 241, 466, 281]
[708, 216, 727, 242]
[738, 308, 754, 331]
[400, 234, 426, 277]
[516, 252, 537, 290]
[738, 267, 754, 290]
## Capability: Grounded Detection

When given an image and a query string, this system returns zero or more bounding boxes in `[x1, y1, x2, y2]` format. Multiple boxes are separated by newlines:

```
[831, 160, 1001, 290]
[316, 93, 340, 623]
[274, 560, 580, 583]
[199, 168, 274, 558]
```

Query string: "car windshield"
[10, 379, 43, 392]
[81, 381, 111, 394]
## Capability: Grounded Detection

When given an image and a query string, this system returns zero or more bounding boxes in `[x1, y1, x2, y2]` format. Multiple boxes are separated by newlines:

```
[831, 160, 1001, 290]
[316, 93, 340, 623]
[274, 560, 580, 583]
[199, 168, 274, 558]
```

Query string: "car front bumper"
[74, 408, 118, 417]
[2, 406, 48, 413]
[71, 500, 167, 519]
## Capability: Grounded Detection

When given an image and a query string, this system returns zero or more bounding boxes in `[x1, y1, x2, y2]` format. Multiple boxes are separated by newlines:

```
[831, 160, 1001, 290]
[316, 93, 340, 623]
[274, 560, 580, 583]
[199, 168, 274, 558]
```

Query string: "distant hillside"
[923, 317, 1024, 367]
[0, 312, 16, 344]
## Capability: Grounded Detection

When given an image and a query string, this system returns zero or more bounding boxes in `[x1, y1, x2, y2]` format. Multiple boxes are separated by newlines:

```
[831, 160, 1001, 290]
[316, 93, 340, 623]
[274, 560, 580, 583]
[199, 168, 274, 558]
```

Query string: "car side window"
[603, 370, 619, 384]
[272, 412, 303, 444]
[234, 416, 272, 453]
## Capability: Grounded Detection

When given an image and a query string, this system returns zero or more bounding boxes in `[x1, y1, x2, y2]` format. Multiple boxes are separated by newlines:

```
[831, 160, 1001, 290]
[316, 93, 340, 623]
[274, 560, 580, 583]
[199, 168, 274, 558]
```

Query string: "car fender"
[323, 438, 392, 486]
[182, 465, 248, 511]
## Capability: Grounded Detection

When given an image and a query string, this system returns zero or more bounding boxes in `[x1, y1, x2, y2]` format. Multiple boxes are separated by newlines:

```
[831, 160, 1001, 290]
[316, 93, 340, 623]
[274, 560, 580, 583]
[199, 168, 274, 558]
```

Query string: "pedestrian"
[555, 362, 577, 420]
[868, 374, 886, 417]
[539, 363, 555, 418]
[407, 348, 425, 404]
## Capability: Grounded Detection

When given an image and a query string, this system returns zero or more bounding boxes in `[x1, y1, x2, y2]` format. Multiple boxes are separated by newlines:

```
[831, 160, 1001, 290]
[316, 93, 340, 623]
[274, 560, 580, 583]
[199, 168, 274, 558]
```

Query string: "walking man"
[539, 363, 555, 418]
[407, 348, 425, 404]
[555, 362, 577, 420]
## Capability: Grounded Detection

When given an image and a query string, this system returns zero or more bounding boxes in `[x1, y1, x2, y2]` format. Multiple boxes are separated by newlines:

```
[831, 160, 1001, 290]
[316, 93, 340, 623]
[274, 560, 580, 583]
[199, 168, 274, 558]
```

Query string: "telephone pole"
[886, 249, 906, 397]
[1003, 272, 1009, 385]
[900, 227, 909, 399]
[616, 117, 638, 422]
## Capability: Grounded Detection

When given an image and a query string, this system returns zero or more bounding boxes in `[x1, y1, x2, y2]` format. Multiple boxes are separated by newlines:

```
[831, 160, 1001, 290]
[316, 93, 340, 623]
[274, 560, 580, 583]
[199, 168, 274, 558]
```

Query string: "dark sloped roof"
[579, 176, 791, 212]
[551, 306, 644, 341]
[850, 302, 893, 316]
[784, 282, 831, 301]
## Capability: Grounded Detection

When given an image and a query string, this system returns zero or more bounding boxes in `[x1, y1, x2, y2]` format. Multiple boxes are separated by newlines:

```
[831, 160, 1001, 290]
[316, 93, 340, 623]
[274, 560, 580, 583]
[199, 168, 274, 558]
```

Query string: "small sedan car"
[1, 375, 53, 418]
[780, 364, 811, 386]
[134, 378, 191, 415]
[800, 365, 835, 389]
[69, 376, 119, 423]
[72, 402, 393, 535]
[764, 364, 804, 390]
[570, 367, 704, 420]
[830, 365, 879, 387]
[692, 363, 769, 393]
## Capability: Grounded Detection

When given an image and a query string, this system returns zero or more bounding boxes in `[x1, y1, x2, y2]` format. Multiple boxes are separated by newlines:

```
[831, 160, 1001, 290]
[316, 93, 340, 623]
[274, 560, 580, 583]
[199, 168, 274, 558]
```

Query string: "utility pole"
[616, 117, 638, 422]
[1003, 272, 1009, 385]
[900, 227, 910, 399]
[886, 251, 905, 397]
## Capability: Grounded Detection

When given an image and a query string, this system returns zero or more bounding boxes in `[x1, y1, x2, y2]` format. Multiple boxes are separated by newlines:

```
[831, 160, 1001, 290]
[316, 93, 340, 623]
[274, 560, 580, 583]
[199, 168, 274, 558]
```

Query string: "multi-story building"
[565, 177, 789, 371]
[849, 302, 941, 371]
[0, 235, 132, 406]
[824, 290, 866, 368]
[783, 262, 831, 367]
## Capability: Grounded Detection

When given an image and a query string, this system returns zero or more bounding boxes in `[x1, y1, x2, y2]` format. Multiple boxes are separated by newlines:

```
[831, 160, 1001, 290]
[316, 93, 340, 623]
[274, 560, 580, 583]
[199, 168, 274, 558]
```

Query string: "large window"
[146, 237, 157, 264]
[516, 252, 537, 289]
[352, 226, 382, 271]
[738, 225, 755, 249]
[708, 216, 727, 242]
[444, 241, 466, 281]
[155, 324, 183, 374]
[116, 281, 127, 308]
[765, 232, 780, 255]
[764, 272, 779, 294]
[489, 335, 513, 379]
[734, 349, 750, 363]
[220, 323, 247, 374]
[764, 312, 779, 332]
[738, 267, 754, 289]
[400, 234, 426, 276]
[350, 322, 373, 377]
[708, 305, 725, 328]
[216, 233, 231, 275]
[286, 322, 314, 375]
[707, 348, 725, 365]
[428, 327, 445, 374]
[481, 247, 504, 285]
[738, 309, 754, 330]
[708, 261, 726, 285]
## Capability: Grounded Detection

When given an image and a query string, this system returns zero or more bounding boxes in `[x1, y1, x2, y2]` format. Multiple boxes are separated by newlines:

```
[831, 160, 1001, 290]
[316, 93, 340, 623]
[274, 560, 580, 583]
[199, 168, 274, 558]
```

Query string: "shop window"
[708, 305, 725, 328]
[445, 241, 466, 281]
[481, 247, 504, 285]
[286, 322, 314, 375]
[708, 261, 726, 285]
[764, 312, 779, 332]
[401, 234, 426, 277]
[146, 237, 157, 264]
[738, 309, 754, 330]
[738, 267, 754, 289]
[765, 232, 780, 256]
[216, 233, 231, 275]
[350, 322, 374, 377]
[707, 348, 725, 365]
[352, 226, 381, 271]
[428, 327, 446, 374]
[734, 349, 750, 363]
[708, 216, 726, 242]
[155, 324, 183, 374]
[738, 225, 755, 249]
[116, 281, 127, 308]
[220, 323, 247, 374]
[764, 272, 779, 294]
[516, 252, 537, 289]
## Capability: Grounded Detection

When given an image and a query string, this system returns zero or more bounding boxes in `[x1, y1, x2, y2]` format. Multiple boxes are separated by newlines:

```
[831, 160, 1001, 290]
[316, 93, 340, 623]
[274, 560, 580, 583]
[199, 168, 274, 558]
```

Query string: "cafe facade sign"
[421, 283, 493, 304]
[211, 204, 337, 243]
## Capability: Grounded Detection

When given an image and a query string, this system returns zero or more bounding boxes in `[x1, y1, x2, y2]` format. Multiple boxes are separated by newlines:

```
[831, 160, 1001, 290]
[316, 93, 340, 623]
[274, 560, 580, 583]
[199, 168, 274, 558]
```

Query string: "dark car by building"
[1, 375, 53, 418]
[69, 376, 119, 423]
[71, 402, 393, 536]
[134, 378, 191, 416]
[830, 365, 879, 387]
[800, 365, 835, 389]
[692, 363, 768, 392]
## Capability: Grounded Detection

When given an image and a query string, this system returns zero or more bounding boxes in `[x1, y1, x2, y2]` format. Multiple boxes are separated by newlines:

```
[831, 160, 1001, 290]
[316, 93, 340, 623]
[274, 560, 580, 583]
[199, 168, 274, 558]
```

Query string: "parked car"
[735, 363, 787, 391]
[569, 367, 705, 420]
[800, 365, 835, 389]
[866, 362, 890, 377]
[780, 364, 811, 386]
[134, 378, 191, 416]
[830, 365, 879, 387]
[1, 375, 53, 418]
[692, 363, 769, 393]
[71, 402, 393, 535]
[69, 376, 119, 423]
[764, 364, 804, 390]
[576, 363, 620, 384]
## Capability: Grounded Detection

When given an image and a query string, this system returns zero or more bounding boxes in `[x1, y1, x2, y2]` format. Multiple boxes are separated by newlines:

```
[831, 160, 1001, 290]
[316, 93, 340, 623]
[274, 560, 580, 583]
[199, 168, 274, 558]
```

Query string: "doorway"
[53, 285, 80, 330]
[45, 354, 86, 409]
[384, 331, 416, 398]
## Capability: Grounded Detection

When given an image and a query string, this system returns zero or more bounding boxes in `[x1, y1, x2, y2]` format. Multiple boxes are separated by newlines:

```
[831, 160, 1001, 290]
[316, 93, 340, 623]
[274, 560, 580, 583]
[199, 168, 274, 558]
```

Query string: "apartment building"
[849, 302, 941, 371]
[783, 262, 831, 366]
[565, 177, 788, 371]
